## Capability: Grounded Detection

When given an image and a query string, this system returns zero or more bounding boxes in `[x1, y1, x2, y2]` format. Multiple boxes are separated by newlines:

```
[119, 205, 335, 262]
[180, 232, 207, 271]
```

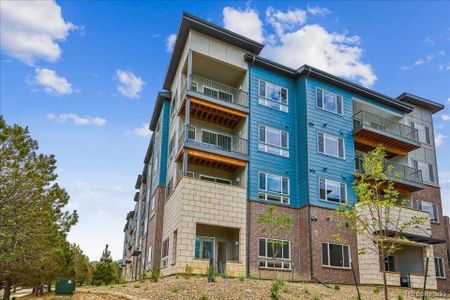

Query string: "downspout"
[246, 56, 253, 277]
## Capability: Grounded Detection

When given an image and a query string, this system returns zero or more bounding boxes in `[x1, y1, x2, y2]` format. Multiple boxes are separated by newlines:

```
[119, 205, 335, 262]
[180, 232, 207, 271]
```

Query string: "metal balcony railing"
[355, 155, 423, 185]
[183, 74, 249, 108]
[178, 125, 248, 156]
[353, 110, 419, 142]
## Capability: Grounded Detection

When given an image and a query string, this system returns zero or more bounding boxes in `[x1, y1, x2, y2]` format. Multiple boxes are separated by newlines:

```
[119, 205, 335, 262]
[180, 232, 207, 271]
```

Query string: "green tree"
[72, 244, 93, 286]
[0, 116, 78, 299]
[92, 244, 121, 285]
[257, 204, 293, 279]
[334, 146, 426, 300]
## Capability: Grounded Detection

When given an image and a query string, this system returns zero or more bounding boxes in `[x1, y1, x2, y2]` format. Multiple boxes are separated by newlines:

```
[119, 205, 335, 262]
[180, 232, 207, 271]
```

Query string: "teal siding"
[158, 100, 170, 186]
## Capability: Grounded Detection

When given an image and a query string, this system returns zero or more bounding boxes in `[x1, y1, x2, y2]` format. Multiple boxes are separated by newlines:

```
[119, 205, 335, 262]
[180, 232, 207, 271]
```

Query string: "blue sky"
[1, 1, 449, 261]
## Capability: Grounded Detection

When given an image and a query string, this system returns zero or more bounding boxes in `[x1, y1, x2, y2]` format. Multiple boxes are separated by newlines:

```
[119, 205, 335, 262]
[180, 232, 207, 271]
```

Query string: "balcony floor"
[176, 147, 246, 172]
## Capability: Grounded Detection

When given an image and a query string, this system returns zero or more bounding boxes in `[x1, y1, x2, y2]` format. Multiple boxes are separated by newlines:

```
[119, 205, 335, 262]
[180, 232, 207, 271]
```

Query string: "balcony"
[355, 155, 424, 194]
[353, 111, 420, 158]
[176, 125, 247, 172]
[178, 75, 248, 128]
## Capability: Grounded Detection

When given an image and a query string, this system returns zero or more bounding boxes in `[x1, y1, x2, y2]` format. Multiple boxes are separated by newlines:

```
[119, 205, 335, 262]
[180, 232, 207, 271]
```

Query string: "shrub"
[91, 261, 121, 285]
[200, 293, 209, 300]
[313, 295, 321, 300]
[171, 286, 180, 293]
[150, 266, 161, 282]
[372, 286, 382, 294]
[238, 275, 245, 282]
[270, 278, 285, 300]
[133, 284, 140, 288]
[395, 292, 404, 300]
[184, 264, 193, 279]
[207, 267, 215, 283]
[303, 287, 310, 295]
[333, 284, 340, 291]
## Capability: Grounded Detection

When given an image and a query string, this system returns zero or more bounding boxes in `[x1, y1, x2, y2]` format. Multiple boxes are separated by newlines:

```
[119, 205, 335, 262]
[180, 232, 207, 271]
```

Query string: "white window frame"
[258, 79, 288, 113]
[199, 174, 232, 185]
[258, 238, 291, 270]
[435, 257, 445, 278]
[147, 246, 153, 264]
[161, 238, 169, 268]
[258, 172, 290, 204]
[319, 178, 347, 204]
[322, 242, 351, 269]
[316, 87, 344, 116]
[258, 125, 289, 157]
[317, 131, 345, 159]
[417, 200, 439, 223]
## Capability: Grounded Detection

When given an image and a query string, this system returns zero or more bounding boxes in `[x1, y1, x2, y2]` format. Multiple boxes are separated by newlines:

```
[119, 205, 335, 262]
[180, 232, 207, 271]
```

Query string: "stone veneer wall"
[160, 177, 247, 277]
[356, 204, 437, 289]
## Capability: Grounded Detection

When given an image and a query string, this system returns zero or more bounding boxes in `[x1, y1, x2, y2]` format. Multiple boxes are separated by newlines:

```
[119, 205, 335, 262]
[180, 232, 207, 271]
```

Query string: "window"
[413, 160, 434, 183]
[172, 230, 177, 265]
[168, 135, 175, 160]
[167, 178, 174, 197]
[191, 80, 198, 92]
[316, 88, 343, 115]
[161, 238, 169, 267]
[318, 132, 345, 159]
[259, 172, 289, 204]
[322, 243, 350, 268]
[150, 196, 156, 212]
[319, 178, 346, 203]
[411, 122, 430, 144]
[258, 238, 291, 270]
[417, 200, 438, 222]
[188, 126, 196, 140]
[147, 246, 152, 264]
[195, 236, 214, 259]
[153, 154, 159, 179]
[384, 255, 396, 272]
[199, 175, 231, 185]
[435, 257, 445, 278]
[258, 80, 288, 112]
[258, 125, 289, 157]
[170, 89, 178, 117]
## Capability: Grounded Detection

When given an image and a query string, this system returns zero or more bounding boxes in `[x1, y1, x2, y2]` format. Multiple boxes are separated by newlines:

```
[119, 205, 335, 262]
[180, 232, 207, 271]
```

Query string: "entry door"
[217, 242, 227, 273]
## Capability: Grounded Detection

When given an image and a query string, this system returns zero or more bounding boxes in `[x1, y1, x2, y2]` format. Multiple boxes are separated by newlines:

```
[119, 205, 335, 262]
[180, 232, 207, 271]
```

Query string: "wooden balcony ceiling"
[354, 129, 420, 158]
[179, 97, 246, 128]
[176, 148, 246, 172]
[355, 176, 423, 195]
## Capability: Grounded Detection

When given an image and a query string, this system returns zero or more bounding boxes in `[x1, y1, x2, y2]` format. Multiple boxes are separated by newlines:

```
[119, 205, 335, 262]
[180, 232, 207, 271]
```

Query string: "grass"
[171, 286, 180, 293]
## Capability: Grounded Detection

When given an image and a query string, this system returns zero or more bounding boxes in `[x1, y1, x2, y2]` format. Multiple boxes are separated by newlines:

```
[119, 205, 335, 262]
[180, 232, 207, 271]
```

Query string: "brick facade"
[412, 185, 450, 291]
[144, 186, 165, 272]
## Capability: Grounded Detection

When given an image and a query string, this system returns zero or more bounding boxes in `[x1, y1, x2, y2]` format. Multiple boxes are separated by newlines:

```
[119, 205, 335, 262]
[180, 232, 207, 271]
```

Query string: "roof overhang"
[374, 230, 446, 245]
[134, 174, 142, 189]
[143, 135, 155, 164]
[396, 92, 444, 114]
[149, 92, 171, 131]
[244, 53, 415, 114]
[163, 12, 264, 90]
[133, 191, 139, 202]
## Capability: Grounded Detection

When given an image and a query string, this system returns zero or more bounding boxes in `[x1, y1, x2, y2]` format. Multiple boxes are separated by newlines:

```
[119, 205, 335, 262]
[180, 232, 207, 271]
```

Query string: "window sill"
[322, 265, 351, 271]
[259, 267, 291, 272]
[317, 151, 346, 161]
[316, 106, 344, 117]
[257, 148, 290, 159]
[319, 199, 346, 205]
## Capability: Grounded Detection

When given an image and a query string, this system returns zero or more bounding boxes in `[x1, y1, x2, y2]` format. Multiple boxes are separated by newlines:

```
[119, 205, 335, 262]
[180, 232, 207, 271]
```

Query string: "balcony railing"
[178, 125, 248, 156]
[183, 74, 249, 108]
[355, 155, 423, 185]
[353, 111, 418, 142]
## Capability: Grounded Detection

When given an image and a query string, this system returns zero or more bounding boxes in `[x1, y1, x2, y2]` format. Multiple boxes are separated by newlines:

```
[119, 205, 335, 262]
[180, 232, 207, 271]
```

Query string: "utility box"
[55, 279, 76, 295]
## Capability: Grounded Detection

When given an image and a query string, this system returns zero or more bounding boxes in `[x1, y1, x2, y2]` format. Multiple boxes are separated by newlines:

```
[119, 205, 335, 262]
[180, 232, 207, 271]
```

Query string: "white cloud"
[439, 63, 450, 71]
[441, 114, 450, 121]
[47, 113, 107, 126]
[33, 68, 73, 95]
[223, 7, 264, 43]
[166, 34, 177, 52]
[116, 69, 145, 99]
[266, 7, 307, 36]
[307, 5, 332, 16]
[401, 53, 434, 70]
[222, 6, 376, 86]
[435, 133, 447, 147]
[0, 0, 75, 64]
[127, 123, 151, 138]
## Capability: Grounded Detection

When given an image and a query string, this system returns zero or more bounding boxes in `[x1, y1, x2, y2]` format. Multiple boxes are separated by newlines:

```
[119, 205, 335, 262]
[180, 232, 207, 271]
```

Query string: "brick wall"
[412, 185, 450, 291]
[144, 186, 165, 271]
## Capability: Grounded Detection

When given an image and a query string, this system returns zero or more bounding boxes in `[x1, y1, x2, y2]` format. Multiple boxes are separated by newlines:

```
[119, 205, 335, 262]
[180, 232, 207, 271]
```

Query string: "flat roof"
[245, 53, 414, 113]
[162, 12, 264, 90]
[397, 92, 444, 114]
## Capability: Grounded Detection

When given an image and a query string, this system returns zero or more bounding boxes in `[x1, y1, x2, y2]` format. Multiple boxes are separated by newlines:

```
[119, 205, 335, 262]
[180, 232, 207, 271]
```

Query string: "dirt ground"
[72, 276, 448, 300]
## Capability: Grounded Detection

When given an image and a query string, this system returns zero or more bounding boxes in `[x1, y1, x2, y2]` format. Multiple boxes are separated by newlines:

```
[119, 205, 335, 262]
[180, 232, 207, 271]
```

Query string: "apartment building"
[122, 12, 448, 291]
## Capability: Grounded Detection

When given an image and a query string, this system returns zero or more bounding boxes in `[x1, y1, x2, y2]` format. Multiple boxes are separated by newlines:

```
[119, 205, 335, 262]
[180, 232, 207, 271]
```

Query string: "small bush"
[303, 287, 310, 295]
[144, 286, 148, 291]
[395, 292, 404, 300]
[133, 284, 140, 288]
[238, 275, 245, 282]
[171, 286, 180, 293]
[200, 293, 209, 300]
[333, 284, 340, 291]
[249, 272, 258, 280]
[372, 286, 382, 294]
[109, 285, 115, 289]
[313, 295, 321, 300]
[184, 264, 193, 279]
[270, 278, 285, 300]
[151, 266, 161, 282]
[207, 267, 215, 283]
